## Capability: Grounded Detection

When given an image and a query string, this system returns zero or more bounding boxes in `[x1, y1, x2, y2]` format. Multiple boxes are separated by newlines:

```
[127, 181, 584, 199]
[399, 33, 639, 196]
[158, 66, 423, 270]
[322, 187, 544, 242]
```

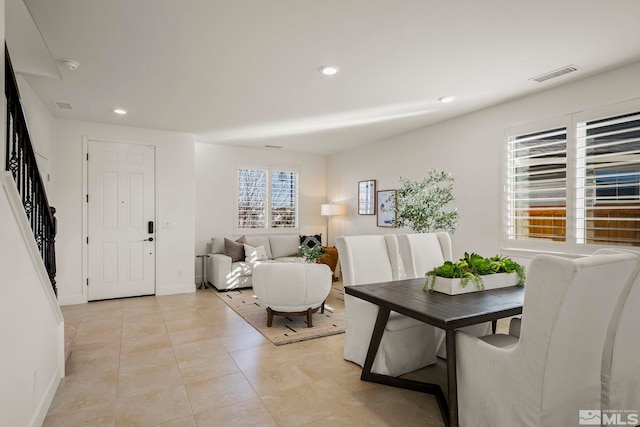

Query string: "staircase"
[2, 47, 65, 426]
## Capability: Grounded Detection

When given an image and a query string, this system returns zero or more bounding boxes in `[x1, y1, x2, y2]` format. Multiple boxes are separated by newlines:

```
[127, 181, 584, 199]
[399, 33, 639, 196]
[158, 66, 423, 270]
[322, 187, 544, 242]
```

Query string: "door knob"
[143, 237, 154, 242]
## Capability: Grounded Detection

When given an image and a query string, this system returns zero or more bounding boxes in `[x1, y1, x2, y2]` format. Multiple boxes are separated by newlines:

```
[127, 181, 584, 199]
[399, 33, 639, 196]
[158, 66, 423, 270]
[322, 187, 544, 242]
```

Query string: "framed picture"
[377, 190, 396, 227]
[358, 180, 376, 215]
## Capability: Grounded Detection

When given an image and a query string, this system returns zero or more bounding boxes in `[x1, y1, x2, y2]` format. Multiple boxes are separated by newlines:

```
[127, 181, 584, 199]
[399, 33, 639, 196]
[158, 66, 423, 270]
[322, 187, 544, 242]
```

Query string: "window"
[505, 100, 640, 252]
[237, 166, 298, 230]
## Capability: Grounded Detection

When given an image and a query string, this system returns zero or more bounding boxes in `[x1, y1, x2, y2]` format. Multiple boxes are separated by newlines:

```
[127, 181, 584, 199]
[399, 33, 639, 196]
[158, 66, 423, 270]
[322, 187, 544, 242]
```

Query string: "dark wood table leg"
[359, 307, 450, 427]
[492, 319, 497, 334]
[445, 329, 458, 427]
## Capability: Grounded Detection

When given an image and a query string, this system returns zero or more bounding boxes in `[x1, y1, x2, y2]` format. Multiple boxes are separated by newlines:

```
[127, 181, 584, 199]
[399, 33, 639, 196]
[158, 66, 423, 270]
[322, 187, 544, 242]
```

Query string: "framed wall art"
[358, 180, 376, 215]
[377, 190, 396, 227]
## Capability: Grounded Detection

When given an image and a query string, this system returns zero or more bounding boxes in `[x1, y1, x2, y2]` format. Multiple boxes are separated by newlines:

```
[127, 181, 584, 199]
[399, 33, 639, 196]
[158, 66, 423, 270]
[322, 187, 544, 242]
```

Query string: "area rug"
[214, 282, 345, 346]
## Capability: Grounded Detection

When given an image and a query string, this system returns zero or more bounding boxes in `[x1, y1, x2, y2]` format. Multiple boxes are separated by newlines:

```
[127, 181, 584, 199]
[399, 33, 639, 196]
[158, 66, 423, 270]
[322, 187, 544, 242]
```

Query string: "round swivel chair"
[252, 262, 332, 327]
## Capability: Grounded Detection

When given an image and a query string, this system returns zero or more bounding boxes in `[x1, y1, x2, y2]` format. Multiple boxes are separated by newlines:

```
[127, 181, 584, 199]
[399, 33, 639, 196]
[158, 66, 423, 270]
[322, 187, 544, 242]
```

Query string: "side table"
[196, 254, 209, 289]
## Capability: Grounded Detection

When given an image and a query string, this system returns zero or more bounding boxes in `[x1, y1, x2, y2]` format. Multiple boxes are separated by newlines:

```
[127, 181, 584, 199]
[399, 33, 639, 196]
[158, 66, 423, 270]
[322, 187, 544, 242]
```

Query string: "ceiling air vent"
[55, 102, 72, 110]
[531, 65, 579, 83]
[264, 145, 283, 149]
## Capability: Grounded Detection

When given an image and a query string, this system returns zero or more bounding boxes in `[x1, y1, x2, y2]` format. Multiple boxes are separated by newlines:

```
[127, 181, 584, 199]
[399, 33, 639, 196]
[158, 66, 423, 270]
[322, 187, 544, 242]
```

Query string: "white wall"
[194, 143, 327, 280]
[53, 119, 196, 305]
[327, 60, 640, 260]
[1, 173, 64, 427]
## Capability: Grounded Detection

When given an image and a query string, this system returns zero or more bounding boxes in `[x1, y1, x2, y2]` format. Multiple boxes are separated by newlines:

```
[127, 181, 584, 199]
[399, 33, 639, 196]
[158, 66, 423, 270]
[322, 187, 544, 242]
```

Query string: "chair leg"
[267, 307, 274, 327]
[306, 308, 313, 327]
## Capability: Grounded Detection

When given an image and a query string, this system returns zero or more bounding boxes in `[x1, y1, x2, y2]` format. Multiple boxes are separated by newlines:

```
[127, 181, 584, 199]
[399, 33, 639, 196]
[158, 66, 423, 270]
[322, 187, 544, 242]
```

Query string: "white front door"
[87, 140, 156, 300]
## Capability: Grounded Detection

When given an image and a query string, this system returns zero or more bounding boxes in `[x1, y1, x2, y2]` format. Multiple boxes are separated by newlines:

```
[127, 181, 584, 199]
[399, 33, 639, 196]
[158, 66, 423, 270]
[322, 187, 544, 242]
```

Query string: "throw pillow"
[244, 244, 268, 262]
[224, 236, 247, 262]
[300, 234, 322, 249]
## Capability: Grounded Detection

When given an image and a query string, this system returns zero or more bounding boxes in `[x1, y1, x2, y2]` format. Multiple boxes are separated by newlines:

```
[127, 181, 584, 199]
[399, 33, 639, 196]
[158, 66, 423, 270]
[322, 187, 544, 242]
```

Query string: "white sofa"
[206, 234, 301, 290]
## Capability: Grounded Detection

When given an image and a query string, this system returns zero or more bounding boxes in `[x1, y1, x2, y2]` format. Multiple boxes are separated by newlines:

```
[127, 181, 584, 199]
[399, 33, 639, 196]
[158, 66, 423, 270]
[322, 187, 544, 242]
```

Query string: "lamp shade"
[321, 203, 343, 217]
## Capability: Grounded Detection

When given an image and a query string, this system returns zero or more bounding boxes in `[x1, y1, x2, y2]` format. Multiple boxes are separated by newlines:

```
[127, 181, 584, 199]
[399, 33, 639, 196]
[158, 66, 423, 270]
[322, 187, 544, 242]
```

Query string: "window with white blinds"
[504, 99, 640, 252]
[506, 126, 568, 243]
[576, 111, 640, 246]
[237, 166, 298, 230]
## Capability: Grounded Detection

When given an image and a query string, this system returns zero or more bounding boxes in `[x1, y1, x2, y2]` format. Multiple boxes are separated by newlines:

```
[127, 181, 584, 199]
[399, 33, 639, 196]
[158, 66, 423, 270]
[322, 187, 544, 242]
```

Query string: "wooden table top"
[344, 277, 525, 330]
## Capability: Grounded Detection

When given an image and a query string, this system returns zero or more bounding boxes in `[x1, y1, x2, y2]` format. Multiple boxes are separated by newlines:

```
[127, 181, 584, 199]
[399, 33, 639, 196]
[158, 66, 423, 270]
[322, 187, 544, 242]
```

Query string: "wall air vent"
[264, 145, 283, 149]
[531, 65, 579, 83]
[55, 102, 72, 110]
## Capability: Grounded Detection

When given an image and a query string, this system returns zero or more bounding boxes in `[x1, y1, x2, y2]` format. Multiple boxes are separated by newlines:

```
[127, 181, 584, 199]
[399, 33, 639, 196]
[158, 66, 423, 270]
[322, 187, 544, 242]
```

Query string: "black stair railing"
[5, 46, 57, 296]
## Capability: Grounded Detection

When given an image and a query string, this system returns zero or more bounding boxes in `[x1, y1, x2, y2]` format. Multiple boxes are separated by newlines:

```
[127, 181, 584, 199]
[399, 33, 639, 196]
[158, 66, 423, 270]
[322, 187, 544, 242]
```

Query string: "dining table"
[344, 277, 525, 427]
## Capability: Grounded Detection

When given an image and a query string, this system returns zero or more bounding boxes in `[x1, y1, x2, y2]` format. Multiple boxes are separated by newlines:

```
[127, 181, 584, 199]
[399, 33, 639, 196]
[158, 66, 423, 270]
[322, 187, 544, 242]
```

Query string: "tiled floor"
[44, 288, 448, 427]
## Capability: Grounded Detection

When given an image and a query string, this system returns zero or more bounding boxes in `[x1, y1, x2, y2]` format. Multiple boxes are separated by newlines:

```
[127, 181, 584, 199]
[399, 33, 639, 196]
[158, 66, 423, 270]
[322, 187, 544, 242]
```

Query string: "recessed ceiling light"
[319, 65, 339, 76]
[439, 96, 455, 103]
[114, 109, 127, 115]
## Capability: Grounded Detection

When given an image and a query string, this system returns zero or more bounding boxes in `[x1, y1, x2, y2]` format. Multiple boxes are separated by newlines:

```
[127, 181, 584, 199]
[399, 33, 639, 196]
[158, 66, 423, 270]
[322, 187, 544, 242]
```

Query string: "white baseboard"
[157, 283, 196, 296]
[29, 362, 63, 427]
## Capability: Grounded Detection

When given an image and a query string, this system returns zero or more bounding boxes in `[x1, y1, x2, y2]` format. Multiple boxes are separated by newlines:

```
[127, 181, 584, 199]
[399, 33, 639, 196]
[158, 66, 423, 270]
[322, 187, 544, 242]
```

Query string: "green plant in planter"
[297, 245, 324, 263]
[393, 169, 459, 233]
[425, 253, 526, 291]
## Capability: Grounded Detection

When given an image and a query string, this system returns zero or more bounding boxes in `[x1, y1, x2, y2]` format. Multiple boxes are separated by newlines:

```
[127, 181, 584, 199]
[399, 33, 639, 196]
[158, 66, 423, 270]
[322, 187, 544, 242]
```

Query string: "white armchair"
[396, 233, 492, 358]
[592, 249, 640, 413]
[252, 263, 332, 327]
[455, 252, 639, 427]
[336, 234, 438, 377]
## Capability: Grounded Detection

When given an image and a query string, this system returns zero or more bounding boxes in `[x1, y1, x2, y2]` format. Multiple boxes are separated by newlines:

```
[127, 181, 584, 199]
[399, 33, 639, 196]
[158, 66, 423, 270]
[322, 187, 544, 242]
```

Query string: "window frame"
[502, 98, 640, 255]
[235, 163, 300, 234]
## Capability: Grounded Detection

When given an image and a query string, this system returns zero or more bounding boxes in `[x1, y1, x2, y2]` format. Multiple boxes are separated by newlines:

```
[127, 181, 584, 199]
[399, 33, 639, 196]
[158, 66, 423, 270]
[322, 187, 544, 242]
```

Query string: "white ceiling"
[7, 0, 640, 155]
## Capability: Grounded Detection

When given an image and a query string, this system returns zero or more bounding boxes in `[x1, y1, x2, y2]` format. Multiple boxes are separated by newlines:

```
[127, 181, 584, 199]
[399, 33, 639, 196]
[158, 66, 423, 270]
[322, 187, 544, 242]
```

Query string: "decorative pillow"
[224, 236, 247, 262]
[300, 234, 322, 249]
[244, 244, 268, 262]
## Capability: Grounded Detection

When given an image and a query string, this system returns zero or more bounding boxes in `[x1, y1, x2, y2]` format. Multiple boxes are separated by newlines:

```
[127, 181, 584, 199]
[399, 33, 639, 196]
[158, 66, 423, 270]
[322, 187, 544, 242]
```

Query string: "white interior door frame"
[81, 136, 158, 302]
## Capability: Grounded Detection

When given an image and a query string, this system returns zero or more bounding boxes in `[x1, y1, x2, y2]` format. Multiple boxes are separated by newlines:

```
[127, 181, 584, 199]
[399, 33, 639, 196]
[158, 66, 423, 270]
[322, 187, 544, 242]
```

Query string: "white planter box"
[430, 272, 519, 295]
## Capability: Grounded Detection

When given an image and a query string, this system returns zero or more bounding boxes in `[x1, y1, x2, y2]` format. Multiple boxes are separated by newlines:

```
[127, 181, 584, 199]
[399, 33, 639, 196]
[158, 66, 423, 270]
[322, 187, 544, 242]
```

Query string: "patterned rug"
[214, 282, 345, 346]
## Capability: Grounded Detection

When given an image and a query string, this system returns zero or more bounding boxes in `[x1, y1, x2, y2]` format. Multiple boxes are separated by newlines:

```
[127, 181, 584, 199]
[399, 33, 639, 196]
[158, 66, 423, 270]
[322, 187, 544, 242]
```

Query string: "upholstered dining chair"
[336, 234, 438, 377]
[396, 233, 492, 358]
[455, 252, 639, 427]
[592, 248, 640, 413]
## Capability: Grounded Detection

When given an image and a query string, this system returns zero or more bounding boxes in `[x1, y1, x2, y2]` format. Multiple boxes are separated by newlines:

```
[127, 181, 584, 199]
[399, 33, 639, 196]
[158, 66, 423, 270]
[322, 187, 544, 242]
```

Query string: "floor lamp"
[320, 203, 343, 247]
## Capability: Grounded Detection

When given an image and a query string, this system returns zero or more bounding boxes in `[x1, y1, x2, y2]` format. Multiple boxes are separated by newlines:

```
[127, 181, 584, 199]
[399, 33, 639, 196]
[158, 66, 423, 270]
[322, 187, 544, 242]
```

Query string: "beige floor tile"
[122, 321, 168, 339]
[118, 362, 183, 397]
[76, 316, 124, 334]
[219, 329, 270, 353]
[43, 405, 115, 427]
[172, 337, 227, 362]
[194, 398, 277, 427]
[115, 385, 192, 426]
[161, 307, 202, 321]
[243, 363, 314, 396]
[119, 346, 177, 373]
[121, 331, 172, 354]
[47, 376, 117, 415]
[48, 291, 447, 426]
[72, 325, 122, 346]
[178, 352, 240, 384]
[151, 416, 197, 427]
[185, 373, 257, 414]
[65, 354, 119, 384]
[68, 340, 121, 362]
[260, 383, 342, 427]
[168, 325, 218, 346]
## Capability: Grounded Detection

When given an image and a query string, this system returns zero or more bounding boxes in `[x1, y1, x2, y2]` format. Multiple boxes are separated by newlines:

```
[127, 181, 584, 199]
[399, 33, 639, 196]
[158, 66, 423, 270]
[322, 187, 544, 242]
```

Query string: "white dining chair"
[336, 234, 438, 377]
[455, 252, 639, 427]
[396, 232, 492, 358]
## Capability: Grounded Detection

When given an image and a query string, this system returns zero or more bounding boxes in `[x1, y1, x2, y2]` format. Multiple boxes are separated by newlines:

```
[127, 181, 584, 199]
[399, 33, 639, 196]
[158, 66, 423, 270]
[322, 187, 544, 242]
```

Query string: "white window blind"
[270, 171, 297, 228]
[506, 127, 568, 243]
[238, 168, 267, 228]
[576, 111, 640, 246]
[237, 167, 298, 230]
